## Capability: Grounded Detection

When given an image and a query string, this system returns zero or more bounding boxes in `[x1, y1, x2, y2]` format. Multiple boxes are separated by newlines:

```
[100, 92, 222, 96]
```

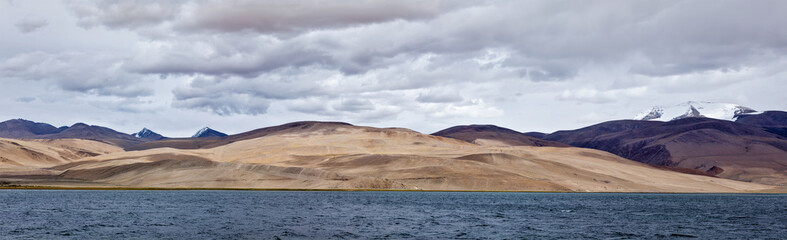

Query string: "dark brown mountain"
[0, 119, 146, 148]
[432, 125, 569, 147]
[523, 132, 547, 139]
[736, 111, 787, 127]
[0, 119, 64, 138]
[126, 121, 355, 151]
[736, 111, 787, 138]
[544, 117, 787, 185]
[43, 123, 146, 148]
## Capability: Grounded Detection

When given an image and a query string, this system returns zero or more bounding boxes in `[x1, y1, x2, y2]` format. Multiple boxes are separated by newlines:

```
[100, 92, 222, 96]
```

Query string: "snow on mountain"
[132, 128, 152, 138]
[192, 127, 228, 138]
[635, 101, 757, 121]
[131, 128, 165, 140]
[193, 127, 210, 138]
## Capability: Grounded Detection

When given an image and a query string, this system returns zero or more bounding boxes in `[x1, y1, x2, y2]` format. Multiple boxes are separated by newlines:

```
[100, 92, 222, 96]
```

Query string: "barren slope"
[0, 138, 123, 177]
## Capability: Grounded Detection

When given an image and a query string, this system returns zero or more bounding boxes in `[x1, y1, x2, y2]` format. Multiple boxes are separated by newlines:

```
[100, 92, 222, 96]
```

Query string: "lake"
[1, 190, 785, 239]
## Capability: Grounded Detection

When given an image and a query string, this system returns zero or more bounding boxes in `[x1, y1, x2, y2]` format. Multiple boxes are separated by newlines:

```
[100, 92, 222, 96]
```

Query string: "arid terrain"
[0, 122, 780, 193]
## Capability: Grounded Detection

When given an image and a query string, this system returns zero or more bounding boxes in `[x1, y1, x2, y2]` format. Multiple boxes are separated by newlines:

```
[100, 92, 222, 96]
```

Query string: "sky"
[1, 0, 786, 137]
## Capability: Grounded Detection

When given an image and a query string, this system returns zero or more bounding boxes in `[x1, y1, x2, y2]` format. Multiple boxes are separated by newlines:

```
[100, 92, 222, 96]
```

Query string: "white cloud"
[429, 99, 504, 118]
[1, 0, 786, 135]
[558, 87, 648, 104]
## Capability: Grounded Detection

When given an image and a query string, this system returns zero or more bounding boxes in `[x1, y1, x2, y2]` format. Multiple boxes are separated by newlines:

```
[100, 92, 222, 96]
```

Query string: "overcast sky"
[2, 0, 786, 137]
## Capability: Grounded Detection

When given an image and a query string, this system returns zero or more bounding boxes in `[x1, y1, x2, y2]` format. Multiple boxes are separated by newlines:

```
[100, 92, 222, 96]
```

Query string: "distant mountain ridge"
[0, 119, 64, 138]
[0, 119, 146, 148]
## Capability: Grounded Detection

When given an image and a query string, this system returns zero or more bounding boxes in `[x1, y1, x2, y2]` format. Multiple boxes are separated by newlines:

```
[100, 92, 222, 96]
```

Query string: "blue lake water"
[0, 190, 785, 239]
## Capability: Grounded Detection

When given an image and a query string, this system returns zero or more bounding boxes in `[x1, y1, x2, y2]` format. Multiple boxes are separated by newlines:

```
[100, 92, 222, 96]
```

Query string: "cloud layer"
[1, 0, 786, 136]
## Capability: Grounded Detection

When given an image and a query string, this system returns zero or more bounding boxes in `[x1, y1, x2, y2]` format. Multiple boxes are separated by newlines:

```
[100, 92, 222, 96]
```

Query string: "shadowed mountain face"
[735, 111, 787, 127]
[736, 111, 787, 139]
[544, 117, 787, 185]
[0, 119, 146, 148]
[432, 125, 569, 147]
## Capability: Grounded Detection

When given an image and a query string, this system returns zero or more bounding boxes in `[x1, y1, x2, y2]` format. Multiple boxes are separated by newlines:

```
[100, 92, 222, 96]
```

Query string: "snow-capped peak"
[635, 101, 757, 121]
[191, 127, 227, 138]
[132, 128, 153, 138]
[132, 127, 165, 140]
[192, 127, 211, 138]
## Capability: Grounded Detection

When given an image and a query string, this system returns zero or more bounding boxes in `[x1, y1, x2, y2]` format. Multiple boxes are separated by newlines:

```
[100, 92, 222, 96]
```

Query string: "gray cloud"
[416, 88, 463, 103]
[14, 97, 35, 103]
[14, 17, 48, 33]
[0, 51, 153, 97]
[68, 0, 182, 29]
[115, 0, 786, 85]
[334, 99, 375, 112]
[54, 0, 787, 83]
[178, 0, 465, 35]
[172, 91, 270, 116]
[285, 96, 403, 122]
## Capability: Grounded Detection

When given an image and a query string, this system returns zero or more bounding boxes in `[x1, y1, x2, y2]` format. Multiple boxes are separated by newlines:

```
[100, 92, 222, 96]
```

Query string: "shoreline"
[2, 185, 785, 194]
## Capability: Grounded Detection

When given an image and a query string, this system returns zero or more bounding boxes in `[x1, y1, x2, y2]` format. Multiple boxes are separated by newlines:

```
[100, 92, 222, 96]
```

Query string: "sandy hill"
[1, 122, 778, 192]
[544, 117, 787, 186]
[432, 124, 569, 147]
[0, 138, 122, 176]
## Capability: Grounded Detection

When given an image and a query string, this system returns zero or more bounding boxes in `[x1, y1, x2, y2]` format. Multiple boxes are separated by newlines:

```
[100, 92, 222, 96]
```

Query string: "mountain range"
[0, 121, 774, 192]
[0, 119, 144, 148]
[0, 105, 785, 191]
[0, 119, 229, 148]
